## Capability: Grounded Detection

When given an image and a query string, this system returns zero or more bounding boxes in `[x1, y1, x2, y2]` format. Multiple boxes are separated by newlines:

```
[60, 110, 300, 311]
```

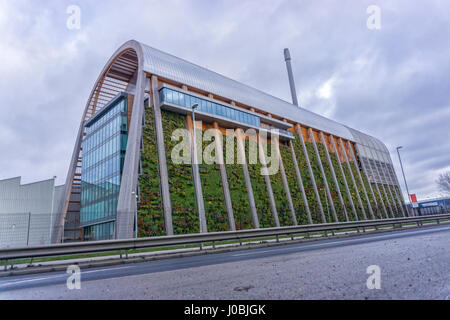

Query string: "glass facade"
[80, 94, 128, 241]
[159, 87, 261, 127]
[83, 222, 115, 241]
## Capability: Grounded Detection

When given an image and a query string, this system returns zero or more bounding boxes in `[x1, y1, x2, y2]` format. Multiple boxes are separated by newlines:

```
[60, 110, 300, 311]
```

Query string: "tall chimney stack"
[284, 48, 299, 107]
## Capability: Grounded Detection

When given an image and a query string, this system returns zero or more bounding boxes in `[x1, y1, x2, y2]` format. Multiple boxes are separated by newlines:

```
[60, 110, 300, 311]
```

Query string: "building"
[414, 196, 450, 216]
[0, 177, 65, 248]
[54, 40, 408, 242]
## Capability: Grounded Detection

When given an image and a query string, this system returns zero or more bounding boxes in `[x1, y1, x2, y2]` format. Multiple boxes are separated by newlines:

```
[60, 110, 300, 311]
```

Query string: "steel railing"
[1, 213, 449, 264]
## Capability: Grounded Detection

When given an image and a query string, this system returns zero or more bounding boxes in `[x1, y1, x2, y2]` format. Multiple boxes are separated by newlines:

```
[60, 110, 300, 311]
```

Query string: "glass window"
[230, 108, 236, 121]
[167, 90, 173, 103]
[158, 88, 262, 129]
[81, 96, 128, 240]
[226, 107, 231, 119]
[200, 99, 207, 112]
[184, 94, 191, 108]
[179, 92, 185, 106]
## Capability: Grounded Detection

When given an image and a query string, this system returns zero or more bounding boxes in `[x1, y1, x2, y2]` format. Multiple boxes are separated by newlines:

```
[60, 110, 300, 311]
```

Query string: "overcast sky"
[0, 0, 449, 201]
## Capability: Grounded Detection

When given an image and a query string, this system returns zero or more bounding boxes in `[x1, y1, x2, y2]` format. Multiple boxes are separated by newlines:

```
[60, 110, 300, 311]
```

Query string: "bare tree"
[436, 172, 450, 194]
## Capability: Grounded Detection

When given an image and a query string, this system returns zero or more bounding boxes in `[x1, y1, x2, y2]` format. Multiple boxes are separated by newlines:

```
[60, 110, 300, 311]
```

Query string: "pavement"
[0, 224, 449, 299]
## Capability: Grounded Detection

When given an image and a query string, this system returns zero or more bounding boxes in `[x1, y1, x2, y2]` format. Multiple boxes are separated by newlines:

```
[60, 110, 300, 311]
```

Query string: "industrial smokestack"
[284, 48, 299, 107]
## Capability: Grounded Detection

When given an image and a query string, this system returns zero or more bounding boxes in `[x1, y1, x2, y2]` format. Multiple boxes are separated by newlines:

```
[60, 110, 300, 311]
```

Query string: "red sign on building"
[410, 194, 417, 203]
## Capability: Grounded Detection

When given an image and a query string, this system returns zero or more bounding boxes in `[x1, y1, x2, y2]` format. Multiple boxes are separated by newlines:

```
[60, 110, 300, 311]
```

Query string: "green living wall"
[328, 149, 354, 221]
[393, 185, 406, 215]
[385, 184, 401, 218]
[358, 169, 377, 219]
[316, 142, 345, 223]
[291, 135, 323, 224]
[262, 141, 294, 226]
[386, 185, 401, 217]
[245, 139, 276, 228]
[137, 107, 393, 238]
[370, 183, 387, 218]
[198, 128, 229, 232]
[224, 135, 253, 230]
[341, 161, 366, 221]
[162, 110, 199, 235]
[305, 142, 335, 223]
[137, 106, 165, 237]
[374, 183, 394, 218]
[384, 183, 399, 218]
[349, 163, 371, 220]
[279, 143, 310, 225]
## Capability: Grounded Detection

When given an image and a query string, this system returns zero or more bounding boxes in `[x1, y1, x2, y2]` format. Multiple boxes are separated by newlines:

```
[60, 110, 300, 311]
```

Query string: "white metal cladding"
[138, 41, 354, 140]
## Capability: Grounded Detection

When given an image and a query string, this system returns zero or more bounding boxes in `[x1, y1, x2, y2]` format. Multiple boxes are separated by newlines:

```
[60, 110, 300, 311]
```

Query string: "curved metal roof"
[345, 127, 390, 156]
[138, 41, 357, 140]
[132, 41, 387, 148]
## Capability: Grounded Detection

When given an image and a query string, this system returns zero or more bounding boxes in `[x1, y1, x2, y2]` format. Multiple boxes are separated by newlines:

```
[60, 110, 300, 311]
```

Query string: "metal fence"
[0, 213, 64, 249]
[1, 206, 448, 249]
[1, 213, 449, 265]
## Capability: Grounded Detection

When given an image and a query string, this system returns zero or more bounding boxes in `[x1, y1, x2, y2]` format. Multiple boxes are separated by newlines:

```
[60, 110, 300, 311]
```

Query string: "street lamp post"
[191, 103, 204, 234]
[396, 146, 413, 216]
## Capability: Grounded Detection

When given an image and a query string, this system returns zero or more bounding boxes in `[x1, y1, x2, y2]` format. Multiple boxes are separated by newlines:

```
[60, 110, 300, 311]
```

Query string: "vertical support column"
[296, 125, 326, 223]
[367, 147, 394, 218]
[289, 140, 313, 224]
[186, 114, 207, 233]
[330, 136, 353, 221]
[320, 132, 346, 222]
[236, 128, 259, 229]
[309, 128, 338, 223]
[150, 76, 173, 235]
[347, 142, 373, 220]
[339, 138, 365, 221]
[258, 136, 280, 227]
[354, 144, 382, 219]
[212, 122, 236, 230]
[276, 140, 298, 225]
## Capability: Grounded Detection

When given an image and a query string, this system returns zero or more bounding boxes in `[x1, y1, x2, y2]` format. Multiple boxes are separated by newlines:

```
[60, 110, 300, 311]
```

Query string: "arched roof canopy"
[54, 41, 144, 243]
[83, 41, 144, 122]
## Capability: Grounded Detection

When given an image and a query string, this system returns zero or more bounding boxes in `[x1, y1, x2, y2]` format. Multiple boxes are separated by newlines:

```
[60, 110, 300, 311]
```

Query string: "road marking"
[232, 225, 450, 257]
[82, 266, 133, 274]
[0, 266, 134, 288]
[0, 275, 66, 287]
[1, 225, 448, 289]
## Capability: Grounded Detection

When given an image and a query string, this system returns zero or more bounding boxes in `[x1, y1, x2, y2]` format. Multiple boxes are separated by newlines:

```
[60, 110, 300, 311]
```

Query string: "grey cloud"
[0, 0, 448, 201]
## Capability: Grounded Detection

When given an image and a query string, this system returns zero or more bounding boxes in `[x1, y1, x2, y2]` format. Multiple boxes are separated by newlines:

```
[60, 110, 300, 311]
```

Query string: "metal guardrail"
[1, 214, 449, 264]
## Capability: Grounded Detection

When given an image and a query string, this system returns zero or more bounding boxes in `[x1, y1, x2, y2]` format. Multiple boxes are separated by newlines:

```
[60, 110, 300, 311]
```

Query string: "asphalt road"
[1, 224, 449, 299]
